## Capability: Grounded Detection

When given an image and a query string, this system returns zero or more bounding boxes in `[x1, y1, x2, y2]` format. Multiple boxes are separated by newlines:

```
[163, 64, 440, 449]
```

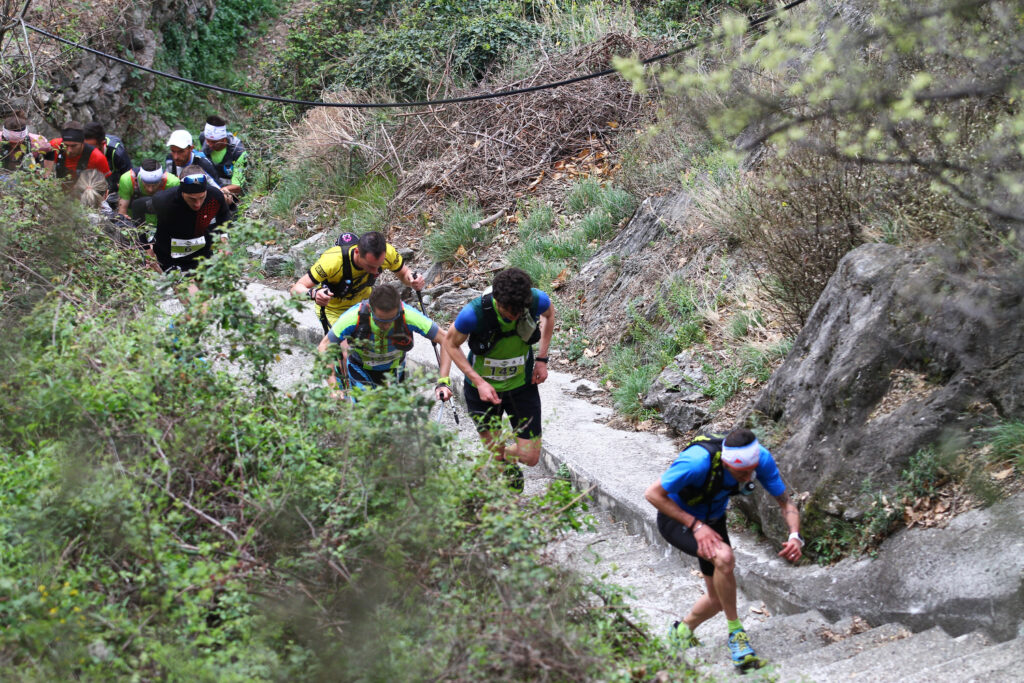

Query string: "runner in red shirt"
[46, 121, 111, 185]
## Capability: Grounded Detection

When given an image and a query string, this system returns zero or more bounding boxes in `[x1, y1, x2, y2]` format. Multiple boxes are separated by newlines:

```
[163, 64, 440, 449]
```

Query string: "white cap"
[166, 129, 193, 148]
[722, 439, 761, 469]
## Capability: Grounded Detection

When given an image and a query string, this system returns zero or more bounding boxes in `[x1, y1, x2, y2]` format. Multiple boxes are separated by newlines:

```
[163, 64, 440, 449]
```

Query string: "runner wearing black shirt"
[133, 170, 230, 272]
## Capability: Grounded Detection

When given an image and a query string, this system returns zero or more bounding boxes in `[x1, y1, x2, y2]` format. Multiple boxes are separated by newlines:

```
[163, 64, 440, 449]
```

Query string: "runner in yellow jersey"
[291, 231, 425, 333]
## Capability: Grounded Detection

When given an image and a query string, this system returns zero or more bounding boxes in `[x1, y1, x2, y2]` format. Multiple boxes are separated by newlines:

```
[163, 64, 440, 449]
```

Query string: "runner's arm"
[439, 323, 499, 403]
[644, 481, 722, 558]
[291, 274, 332, 306]
[395, 264, 425, 291]
[531, 303, 555, 384]
[774, 490, 803, 563]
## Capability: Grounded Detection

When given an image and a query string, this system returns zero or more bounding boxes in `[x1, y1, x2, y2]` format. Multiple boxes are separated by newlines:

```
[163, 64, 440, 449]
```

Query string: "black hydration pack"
[55, 142, 95, 180]
[467, 293, 541, 356]
[677, 433, 755, 512]
[324, 232, 377, 301]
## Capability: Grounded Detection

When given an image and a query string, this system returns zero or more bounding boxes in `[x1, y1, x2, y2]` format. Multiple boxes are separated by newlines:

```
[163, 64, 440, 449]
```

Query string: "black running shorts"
[463, 381, 542, 440]
[657, 512, 730, 577]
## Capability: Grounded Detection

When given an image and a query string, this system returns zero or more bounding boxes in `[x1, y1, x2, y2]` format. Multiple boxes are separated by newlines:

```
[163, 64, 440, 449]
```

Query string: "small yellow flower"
[37, 585, 46, 592]
[49, 607, 58, 615]
[69, 590, 78, 596]
[73, 607, 81, 613]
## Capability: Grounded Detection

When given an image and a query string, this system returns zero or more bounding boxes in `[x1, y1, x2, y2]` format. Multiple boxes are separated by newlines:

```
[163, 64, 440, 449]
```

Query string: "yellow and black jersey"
[309, 242, 404, 326]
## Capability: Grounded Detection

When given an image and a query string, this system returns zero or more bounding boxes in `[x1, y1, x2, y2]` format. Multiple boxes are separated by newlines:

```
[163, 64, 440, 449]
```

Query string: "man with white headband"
[198, 115, 246, 197]
[1, 111, 53, 173]
[117, 158, 180, 225]
[644, 428, 804, 670]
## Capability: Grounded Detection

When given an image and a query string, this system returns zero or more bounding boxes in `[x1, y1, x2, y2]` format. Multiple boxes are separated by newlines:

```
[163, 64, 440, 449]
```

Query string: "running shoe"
[727, 628, 760, 669]
[667, 621, 701, 649]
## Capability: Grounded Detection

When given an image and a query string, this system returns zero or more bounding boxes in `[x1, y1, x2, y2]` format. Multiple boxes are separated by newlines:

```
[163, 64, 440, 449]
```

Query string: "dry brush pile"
[283, 33, 666, 221]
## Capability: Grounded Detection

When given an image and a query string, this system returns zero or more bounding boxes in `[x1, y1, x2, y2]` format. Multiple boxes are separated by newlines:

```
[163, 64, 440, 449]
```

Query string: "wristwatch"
[535, 356, 549, 363]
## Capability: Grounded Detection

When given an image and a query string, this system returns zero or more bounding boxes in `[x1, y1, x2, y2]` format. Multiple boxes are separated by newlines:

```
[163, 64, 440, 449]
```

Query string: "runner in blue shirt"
[644, 428, 804, 670]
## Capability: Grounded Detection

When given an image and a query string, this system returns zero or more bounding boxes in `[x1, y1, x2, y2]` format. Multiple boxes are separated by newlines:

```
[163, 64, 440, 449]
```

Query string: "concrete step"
[684, 611, 830, 681]
[897, 634, 1024, 683]
[775, 622, 912, 678]
[798, 627, 985, 682]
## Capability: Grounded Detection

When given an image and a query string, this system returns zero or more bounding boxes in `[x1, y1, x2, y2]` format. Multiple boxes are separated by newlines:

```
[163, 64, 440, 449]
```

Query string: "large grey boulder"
[288, 231, 332, 277]
[642, 351, 709, 433]
[568, 191, 690, 344]
[740, 243, 1024, 541]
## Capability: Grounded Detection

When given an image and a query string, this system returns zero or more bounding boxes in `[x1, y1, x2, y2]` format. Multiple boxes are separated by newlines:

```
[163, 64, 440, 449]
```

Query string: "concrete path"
[240, 282, 768, 641]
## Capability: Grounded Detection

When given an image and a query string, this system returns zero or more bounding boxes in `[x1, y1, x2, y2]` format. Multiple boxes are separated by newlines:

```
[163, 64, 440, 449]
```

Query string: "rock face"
[18, 1, 215, 141]
[736, 492, 1024, 641]
[569, 191, 690, 344]
[739, 243, 1024, 539]
[642, 351, 709, 433]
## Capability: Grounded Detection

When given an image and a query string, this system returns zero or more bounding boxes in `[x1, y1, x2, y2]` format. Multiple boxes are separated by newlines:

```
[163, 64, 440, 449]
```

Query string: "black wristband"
[535, 356, 549, 363]
[307, 288, 316, 300]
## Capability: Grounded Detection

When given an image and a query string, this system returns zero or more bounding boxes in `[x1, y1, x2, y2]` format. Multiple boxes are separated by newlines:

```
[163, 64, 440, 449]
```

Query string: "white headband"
[203, 123, 228, 141]
[2, 127, 28, 143]
[138, 167, 164, 184]
[722, 440, 760, 469]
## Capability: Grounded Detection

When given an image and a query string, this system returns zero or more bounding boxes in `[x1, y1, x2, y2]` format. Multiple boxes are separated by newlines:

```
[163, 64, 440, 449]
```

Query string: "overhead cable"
[20, 0, 808, 109]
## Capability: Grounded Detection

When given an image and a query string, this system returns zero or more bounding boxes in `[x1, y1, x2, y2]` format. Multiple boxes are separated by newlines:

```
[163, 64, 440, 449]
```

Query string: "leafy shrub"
[272, 0, 540, 100]
[0, 196, 694, 680]
[727, 151, 868, 333]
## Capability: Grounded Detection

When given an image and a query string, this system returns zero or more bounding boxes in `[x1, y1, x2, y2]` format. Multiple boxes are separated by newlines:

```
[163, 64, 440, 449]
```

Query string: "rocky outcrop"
[641, 350, 709, 433]
[736, 492, 1024, 642]
[18, 0, 217, 142]
[739, 243, 1024, 539]
[569, 191, 690, 344]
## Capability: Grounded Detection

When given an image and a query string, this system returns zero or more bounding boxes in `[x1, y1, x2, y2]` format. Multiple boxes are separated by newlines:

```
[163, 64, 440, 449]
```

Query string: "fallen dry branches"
[385, 33, 662, 215]
[286, 33, 664, 223]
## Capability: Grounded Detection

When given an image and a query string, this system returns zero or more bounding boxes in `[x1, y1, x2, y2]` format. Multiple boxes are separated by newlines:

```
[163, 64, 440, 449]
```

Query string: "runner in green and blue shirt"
[438, 268, 555, 486]
[318, 283, 445, 394]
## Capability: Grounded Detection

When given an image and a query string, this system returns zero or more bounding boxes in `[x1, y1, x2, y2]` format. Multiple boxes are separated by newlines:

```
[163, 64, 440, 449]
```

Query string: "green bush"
[272, 0, 541, 100]
[0, 191, 694, 680]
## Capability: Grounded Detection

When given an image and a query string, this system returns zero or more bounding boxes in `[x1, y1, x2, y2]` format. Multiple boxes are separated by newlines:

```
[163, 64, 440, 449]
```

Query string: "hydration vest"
[55, 142, 96, 180]
[323, 232, 377, 300]
[353, 301, 414, 353]
[467, 293, 541, 356]
[202, 137, 244, 182]
[677, 433, 753, 513]
[103, 135, 127, 170]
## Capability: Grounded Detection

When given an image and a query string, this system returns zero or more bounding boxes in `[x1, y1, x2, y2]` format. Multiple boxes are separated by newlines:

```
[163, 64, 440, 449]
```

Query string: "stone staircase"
[240, 282, 1024, 682]
[680, 609, 1024, 682]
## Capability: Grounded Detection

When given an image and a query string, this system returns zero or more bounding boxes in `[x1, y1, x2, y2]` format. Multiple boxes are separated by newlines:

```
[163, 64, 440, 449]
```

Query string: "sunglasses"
[181, 174, 206, 186]
[372, 310, 400, 325]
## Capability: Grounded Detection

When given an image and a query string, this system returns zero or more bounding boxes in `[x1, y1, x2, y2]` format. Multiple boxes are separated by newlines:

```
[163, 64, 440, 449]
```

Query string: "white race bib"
[481, 354, 525, 380]
[170, 236, 206, 258]
[359, 349, 404, 366]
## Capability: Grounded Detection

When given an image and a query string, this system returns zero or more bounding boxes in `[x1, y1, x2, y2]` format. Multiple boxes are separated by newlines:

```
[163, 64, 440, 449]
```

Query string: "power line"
[20, 0, 808, 109]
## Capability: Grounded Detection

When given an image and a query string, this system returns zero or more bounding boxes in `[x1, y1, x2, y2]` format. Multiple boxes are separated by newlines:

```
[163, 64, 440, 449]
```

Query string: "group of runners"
[3, 107, 804, 668]
[292, 230, 804, 670]
[1, 111, 246, 274]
